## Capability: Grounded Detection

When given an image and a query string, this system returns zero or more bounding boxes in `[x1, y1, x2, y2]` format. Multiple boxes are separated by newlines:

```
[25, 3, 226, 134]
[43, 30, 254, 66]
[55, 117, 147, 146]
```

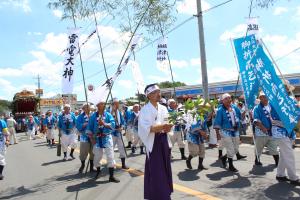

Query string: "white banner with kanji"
[62, 28, 80, 94]
[156, 37, 169, 72]
[247, 18, 259, 36]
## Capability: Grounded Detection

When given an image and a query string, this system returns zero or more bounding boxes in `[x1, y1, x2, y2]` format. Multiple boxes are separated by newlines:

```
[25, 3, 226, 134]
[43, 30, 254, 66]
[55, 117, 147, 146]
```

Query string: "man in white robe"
[138, 84, 173, 200]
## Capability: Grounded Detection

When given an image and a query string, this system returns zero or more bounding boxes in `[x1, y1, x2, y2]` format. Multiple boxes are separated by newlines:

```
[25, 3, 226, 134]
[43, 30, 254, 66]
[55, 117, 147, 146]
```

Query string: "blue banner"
[252, 44, 300, 133]
[233, 35, 260, 109]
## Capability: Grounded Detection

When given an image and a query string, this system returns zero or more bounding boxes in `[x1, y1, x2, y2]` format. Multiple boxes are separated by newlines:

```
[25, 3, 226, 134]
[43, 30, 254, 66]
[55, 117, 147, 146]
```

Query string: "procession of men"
[0, 77, 299, 200]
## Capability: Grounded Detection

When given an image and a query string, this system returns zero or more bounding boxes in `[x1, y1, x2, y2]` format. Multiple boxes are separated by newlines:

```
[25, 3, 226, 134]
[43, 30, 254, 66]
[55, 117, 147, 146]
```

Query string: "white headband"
[221, 93, 231, 101]
[145, 85, 160, 96]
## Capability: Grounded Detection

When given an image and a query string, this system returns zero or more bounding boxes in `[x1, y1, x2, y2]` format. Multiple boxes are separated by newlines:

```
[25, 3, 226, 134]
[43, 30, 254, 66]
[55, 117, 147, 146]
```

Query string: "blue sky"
[0, 0, 299, 101]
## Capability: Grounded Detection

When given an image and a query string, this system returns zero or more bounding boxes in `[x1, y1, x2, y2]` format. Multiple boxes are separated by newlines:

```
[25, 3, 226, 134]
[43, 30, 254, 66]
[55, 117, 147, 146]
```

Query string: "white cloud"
[117, 79, 134, 89]
[53, 9, 63, 18]
[262, 32, 300, 71]
[207, 67, 238, 83]
[170, 59, 189, 68]
[38, 25, 131, 66]
[0, 0, 31, 13]
[80, 25, 131, 64]
[220, 24, 247, 42]
[296, 6, 300, 15]
[176, 0, 210, 15]
[38, 32, 68, 55]
[147, 75, 170, 83]
[0, 68, 23, 77]
[0, 51, 63, 96]
[27, 32, 42, 36]
[273, 7, 288, 16]
[190, 58, 201, 66]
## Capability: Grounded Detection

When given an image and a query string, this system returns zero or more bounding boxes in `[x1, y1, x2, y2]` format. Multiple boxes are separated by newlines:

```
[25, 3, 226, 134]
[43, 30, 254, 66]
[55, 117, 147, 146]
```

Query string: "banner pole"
[230, 38, 260, 163]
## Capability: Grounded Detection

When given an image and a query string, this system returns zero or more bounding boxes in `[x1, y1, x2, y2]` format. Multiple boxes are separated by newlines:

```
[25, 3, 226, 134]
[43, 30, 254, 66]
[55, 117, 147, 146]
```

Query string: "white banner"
[157, 37, 169, 72]
[62, 28, 80, 94]
[247, 18, 259, 36]
[131, 61, 145, 94]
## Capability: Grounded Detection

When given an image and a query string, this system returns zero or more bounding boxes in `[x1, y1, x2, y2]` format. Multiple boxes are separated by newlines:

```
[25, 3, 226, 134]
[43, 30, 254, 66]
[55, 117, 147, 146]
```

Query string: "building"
[160, 73, 300, 101]
[40, 94, 77, 114]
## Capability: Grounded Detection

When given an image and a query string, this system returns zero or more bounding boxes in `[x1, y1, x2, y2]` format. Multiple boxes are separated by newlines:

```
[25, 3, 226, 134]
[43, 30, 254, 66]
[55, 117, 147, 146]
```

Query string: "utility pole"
[196, 0, 209, 100]
[34, 74, 41, 112]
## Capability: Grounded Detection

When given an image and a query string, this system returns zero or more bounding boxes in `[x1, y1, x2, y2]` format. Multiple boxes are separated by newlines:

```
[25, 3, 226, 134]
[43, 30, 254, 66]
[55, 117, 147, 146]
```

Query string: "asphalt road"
[1, 131, 300, 200]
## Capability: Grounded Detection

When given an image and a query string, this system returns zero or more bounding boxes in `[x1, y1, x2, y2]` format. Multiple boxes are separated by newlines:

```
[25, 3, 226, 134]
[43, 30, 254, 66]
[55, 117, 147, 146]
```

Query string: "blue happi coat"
[270, 104, 296, 139]
[0, 120, 7, 143]
[213, 104, 241, 137]
[76, 112, 90, 142]
[58, 113, 76, 135]
[253, 103, 272, 136]
[43, 115, 56, 129]
[33, 116, 40, 126]
[87, 111, 115, 148]
[110, 109, 125, 137]
[187, 119, 207, 145]
[27, 120, 35, 131]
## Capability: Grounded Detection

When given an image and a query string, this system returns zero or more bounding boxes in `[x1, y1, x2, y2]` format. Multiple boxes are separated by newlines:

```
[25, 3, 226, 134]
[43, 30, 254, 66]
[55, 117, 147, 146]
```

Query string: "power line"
[275, 46, 300, 62]
[44, 0, 235, 95]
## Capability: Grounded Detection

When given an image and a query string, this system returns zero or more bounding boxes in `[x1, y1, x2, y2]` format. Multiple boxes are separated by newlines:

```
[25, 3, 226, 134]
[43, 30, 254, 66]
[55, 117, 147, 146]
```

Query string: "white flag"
[62, 28, 80, 94]
[247, 18, 259, 36]
[157, 37, 169, 72]
[131, 61, 145, 94]
[89, 84, 110, 106]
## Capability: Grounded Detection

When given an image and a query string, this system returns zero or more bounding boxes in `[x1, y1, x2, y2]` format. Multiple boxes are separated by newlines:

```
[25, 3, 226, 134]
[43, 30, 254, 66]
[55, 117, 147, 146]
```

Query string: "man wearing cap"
[58, 104, 77, 160]
[213, 93, 246, 172]
[138, 83, 173, 200]
[76, 103, 95, 173]
[168, 99, 187, 160]
[0, 119, 9, 180]
[110, 98, 128, 169]
[87, 100, 119, 182]
[253, 92, 279, 166]
[43, 110, 56, 146]
[130, 104, 144, 154]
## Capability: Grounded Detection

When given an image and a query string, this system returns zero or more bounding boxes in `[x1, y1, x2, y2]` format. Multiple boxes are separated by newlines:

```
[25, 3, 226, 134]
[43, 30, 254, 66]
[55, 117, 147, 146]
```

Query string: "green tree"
[157, 81, 186, 89]
[0, 100, 11, 115]
[48, 0, 177, 36]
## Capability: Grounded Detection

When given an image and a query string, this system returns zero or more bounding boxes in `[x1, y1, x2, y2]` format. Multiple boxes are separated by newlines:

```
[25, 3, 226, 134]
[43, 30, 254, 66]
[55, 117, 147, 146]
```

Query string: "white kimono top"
[138, 102, 172, 155]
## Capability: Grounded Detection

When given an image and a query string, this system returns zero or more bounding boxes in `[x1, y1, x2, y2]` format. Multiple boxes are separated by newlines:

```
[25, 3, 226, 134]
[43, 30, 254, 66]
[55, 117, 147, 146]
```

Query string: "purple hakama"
[144, 133, 173, 200]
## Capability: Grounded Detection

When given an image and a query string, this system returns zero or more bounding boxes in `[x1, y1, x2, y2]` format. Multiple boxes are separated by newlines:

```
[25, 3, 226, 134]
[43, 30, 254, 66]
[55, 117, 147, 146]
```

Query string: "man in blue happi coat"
[253, 91, 279, 166]
[58, 104, 77, 160]
[214, 93, 246, 172]
[87, 99, 119, 182]
[270, 83, 300, 186]
[76, 103, 94, 173]
[186, 117, 208, 170]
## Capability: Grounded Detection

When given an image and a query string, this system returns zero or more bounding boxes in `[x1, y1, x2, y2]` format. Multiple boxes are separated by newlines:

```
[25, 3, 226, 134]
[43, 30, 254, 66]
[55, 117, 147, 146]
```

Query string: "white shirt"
[138, 102, 172, 155]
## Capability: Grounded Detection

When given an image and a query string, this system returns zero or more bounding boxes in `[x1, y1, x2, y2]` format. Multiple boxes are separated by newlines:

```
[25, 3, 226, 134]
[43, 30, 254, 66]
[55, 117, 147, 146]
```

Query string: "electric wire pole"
[196, 0, 209, 100]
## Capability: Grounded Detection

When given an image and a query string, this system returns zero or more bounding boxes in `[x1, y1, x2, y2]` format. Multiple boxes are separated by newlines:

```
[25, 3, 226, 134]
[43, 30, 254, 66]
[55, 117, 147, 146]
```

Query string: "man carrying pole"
[252, 91, 279, 166]
[76, 103, 94, 173]
[87, 98, 119, 182]
[110, 98, 128, 169]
